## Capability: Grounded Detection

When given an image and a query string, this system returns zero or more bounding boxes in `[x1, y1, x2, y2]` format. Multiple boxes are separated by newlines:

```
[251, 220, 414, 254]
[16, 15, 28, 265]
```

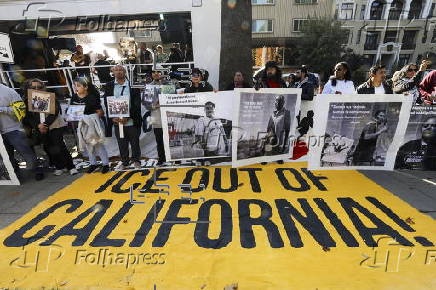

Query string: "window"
[408, 0, 422, 19]
[252, 19, 273, 33]
[252, 0, 274, 4]
[293, 19, 309, 32]
[398, 54, 411, 67]
[370, 0, 386, 20]
[132, 30, 152, 38]
[343, 29, 351, 44]
[360, 5, 366, 20]
[364, 31, 380, 50]
[384, 30, 398, 43]
[340, 3, 354, 20]
[402, 30, 418, 49]
[388, 0, 403, 20]
[432, 28, 436, 43]
[295, 0, 318, 4]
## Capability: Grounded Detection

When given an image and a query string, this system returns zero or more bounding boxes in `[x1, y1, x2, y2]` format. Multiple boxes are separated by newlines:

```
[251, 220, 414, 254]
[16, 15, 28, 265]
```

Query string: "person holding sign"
[22, 79, 77, 176]
[72, 77, 110, 174]
[0, 83, 43, 181]
[103, 65, 142, 170]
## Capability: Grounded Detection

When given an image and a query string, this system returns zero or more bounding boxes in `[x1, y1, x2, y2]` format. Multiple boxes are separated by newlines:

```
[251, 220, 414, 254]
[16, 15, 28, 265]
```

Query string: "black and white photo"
[395, 106, 436, 170]
[309, 94, 413, 170]
[232, 88, 301, 167]
[27, 89, 55, 114]
[160, 91, 234, 161]
[106, 97, 130, 118]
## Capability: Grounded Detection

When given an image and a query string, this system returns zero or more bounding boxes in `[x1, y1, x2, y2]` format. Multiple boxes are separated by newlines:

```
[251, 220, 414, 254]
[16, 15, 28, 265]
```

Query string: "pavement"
[0, 166, 435, 230]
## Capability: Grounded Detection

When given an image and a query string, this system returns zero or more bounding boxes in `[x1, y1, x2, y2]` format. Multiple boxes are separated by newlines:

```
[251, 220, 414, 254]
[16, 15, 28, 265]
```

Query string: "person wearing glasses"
[395, 117, 436, 170]
[184, 68, 214, 93]
[322, 62, 355, 94]
[392, 60, 430, 104]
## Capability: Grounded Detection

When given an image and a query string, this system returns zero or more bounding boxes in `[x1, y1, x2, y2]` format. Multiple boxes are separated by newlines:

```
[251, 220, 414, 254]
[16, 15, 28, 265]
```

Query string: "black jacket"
[184, 82, 214, 93]
[292, 79, 315, 101]
[103, 80, 142, 137]
[395, 139, 436, 170]
[70, 93, 102, 115]
[356, 80, 393, 94]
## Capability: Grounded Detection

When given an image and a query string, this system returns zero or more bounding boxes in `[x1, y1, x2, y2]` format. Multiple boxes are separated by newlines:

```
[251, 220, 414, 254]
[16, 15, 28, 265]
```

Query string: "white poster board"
[308, 94, 413, 171]
[160, 91, 233, 161]
[0, 134, 20, 185]
[232, 88, 301, 167]
[0, 33, 14, 64]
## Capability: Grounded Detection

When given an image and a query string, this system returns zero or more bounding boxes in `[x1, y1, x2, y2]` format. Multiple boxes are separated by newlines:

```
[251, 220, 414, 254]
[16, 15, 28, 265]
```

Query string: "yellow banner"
[1, 163, 436, 289]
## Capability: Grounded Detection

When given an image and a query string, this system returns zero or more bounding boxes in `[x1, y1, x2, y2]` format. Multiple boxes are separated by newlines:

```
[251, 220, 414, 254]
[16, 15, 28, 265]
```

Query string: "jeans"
[114, 125, 141, 165]
[2, 130, 38, 172]
[88, 143, 109, 166]
[42, 127, 74, 170]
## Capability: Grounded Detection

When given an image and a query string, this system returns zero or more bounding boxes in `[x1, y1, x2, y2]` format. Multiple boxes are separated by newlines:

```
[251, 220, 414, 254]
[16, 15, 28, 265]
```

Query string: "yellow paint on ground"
[0, 162, 435, 289]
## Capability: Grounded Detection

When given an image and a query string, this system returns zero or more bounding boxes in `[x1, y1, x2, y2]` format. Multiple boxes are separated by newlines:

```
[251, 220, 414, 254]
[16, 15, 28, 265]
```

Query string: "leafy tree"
[296, 17, 348, 81]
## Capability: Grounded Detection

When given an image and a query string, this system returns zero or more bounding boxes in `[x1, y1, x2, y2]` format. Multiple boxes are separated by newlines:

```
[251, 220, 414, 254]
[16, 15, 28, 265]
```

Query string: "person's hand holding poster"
[308, 94, 413, 171]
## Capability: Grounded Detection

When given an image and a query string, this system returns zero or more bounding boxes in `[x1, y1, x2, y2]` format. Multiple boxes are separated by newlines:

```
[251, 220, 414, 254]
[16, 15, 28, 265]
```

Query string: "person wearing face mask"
[322, 62, 355, 94]
[357, 65, 393, 94]
[292, 66, 315, 100]
[226, 71, 250, 90]
[392, 60, 430, 104]
[254, 61, 286, 89]
[184, 68, 214, 93]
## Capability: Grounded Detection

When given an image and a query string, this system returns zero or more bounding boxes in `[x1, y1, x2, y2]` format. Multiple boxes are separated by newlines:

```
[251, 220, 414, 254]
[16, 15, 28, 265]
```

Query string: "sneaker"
[53, 169, 64, 176]
[87, 165, 98, 174]
[133, 161, 142, 169]
[101, 165, 110, 174]
[115, 163, 126, 171]
[70, 168, 79, 175]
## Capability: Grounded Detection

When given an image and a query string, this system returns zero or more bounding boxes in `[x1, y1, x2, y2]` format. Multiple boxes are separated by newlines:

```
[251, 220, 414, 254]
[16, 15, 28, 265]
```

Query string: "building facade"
[251, 0, 336, 67]
[336, 0, 436, 71]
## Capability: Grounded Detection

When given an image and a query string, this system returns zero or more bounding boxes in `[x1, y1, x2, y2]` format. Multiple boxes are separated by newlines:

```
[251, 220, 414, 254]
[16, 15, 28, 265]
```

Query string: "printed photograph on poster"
[27, 89, 55, 114]
[66, 105, 85, 122]
[291, 100, 314, 162]
[395, 106, 436, 170]
[0, 32, 14, 63]
[106, 97, 130, 118]
[308, 94, 413, 171]
[160, 91, 234, 161]
[0, 134, 20, 185]
[232, 88, 301, 167]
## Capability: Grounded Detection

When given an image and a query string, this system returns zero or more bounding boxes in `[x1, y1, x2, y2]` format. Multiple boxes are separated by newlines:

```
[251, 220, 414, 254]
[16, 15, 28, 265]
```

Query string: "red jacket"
[419, 70, 436, 104]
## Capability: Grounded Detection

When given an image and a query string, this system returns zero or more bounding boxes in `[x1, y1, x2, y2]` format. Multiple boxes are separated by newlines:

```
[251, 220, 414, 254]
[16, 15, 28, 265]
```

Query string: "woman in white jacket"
[322, 62, 356, 95]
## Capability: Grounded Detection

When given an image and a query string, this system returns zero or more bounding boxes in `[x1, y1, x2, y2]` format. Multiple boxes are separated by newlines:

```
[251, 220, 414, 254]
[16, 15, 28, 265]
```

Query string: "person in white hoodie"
[322, 62, 356, 95]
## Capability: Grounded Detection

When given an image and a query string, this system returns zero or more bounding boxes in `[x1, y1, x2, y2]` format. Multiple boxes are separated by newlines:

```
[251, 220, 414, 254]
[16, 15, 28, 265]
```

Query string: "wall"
[0, 0, 222, 88]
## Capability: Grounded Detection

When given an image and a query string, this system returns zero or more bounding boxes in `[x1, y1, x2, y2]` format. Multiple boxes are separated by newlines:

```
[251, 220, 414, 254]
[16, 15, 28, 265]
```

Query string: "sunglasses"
[192, 74, 201, 77]
[407, 68, 418, 72]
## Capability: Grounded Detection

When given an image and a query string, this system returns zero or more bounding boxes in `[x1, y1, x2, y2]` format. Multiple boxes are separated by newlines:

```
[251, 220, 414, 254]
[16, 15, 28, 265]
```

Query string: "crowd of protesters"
[1, 55, 435, 183]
